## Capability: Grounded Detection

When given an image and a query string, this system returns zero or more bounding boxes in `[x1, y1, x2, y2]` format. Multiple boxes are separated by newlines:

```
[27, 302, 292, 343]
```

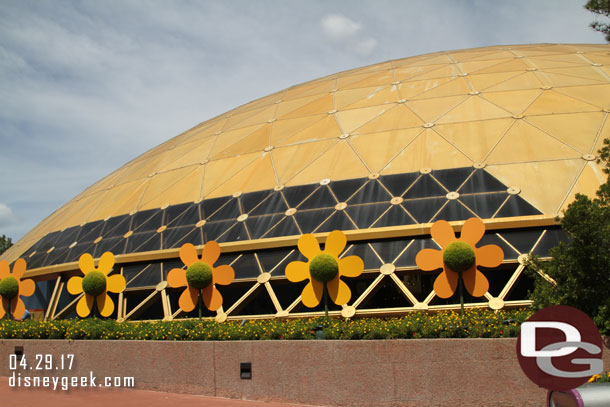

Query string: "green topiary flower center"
[0, 276, 19, 300]
[443, 241, 476, 272]
[186, 262, 213, 289]
[309, 253, 339, 283]
[82, 271, 107, 297]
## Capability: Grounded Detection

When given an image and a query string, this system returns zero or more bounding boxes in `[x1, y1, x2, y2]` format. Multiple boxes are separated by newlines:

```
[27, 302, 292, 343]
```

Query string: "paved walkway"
[1, 377, 321, 407]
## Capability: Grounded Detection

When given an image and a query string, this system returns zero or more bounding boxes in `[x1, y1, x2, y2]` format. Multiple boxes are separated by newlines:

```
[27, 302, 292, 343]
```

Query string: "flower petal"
[476, 245, 504, 268]
[324, 230, 347, 257]
[76, 294, 94, 318]
[167, 268, 187, 288]
[0, 260, 9, 279]
[10, 297, 26, 320]
[178, 286, 198, 312]
[462, 267, 489, 297]
[11, 258, 26, 279]
[0, 298, 6, 318]
[201, 240, 220, 266]
[106, 274, 126, 293]
[298, 234, 320, 260]
[433, 269, 459, 299]
[19, 279, 35, 297]
[460, 217, 485, 246]
[416, 249, 443, 271]
[301, 280, 323, 308]
[430, 220, 455, 248]
[201, 284, 223, 311]
[67, 276, 84, 295]
[98, 252, 115, 275]
[79, 253, 95, 275]
[97, 294, 115, 317]
[213, 265, 234, 285]
[338, 256, 363, 278]
[285, 261, 310, 282]
[180, 243, 198, 267]
[327, 276, 351, 305]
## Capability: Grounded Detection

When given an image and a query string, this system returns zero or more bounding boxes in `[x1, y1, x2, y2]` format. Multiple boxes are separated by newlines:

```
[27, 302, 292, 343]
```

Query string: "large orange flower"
[0, 259, 35, 319]
[415, 218, 504, 298]
[286, 230, 363, 307]
[67, 252, 126, 317]
[167, 242, 234, 312]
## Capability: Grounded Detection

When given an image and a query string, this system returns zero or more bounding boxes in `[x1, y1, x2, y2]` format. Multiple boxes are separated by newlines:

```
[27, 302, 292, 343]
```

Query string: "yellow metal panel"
[275, 93, 326, 118]
[350, 128, 424, 172]
[397, 77, 453, 99]
[139, 165, 205, 210]
[473, 59, 529, 74]
[285, 140, 370, 186]
[344, 85, 401, 110]
[336, 71, 379, 90]
[207, 123, 266, 158]
[413, 64, 462, 80]
[380, 129, 472, 174]
[436, 95, 511, 124]
[277, 115, 341, 146]
[560, 162, 607, 212]
[585, 54, 610, 65]
[341, 70, 395, 89]
[526, 112, 606, 154]
[486, 160, 585, 215]
[527, 57, 589, 69]
[433, 118, 513, 163]
[395, 64, 446, 81]
[208, 154, 277, 198]
[201, 151, 261, 197]
[86, 179, 148, 222]
[406, 95, 468, 123]
[459, 59, 512, 74]
[466, 50, 520, 61]
[542, 66, 609, 82]
[156, 137, 215, 173]
[481, 89, 543, 114]
[272, 139, 338, 185]
[281, 79, 335, 100]
[334, 86, 385, 110]
[222, 104, 276, 131]
[525, 90, 600, 116]
[334, 104, 392, 134]
[270, 114, 326, 146]
[211, 124, 271, 160]
[448, 50, 497, 62]
[530, 53, 591, 64]
[411, 77, 471, 99]
[59, 191, 107, 229]
[279, 93, 333, 119]
[485, 72, 543, 91]
[408, 54, 453, 66]
[486, 120, 580, 164]
[467, 71, 524, 91]
[553, 84, 610, 109]
[114, 156, 160, 185]
[593, 117, 610, 154]
[539, 72, 606, 88]
[354, 104, 424, 134]
[137, 165, 201, 209]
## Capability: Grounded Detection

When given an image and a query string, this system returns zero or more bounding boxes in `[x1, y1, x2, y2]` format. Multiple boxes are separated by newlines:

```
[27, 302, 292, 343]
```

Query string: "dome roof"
[3, 43, 609, 265]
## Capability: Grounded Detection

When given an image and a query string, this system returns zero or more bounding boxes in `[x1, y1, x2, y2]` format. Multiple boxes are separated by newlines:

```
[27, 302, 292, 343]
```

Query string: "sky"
[0, 0, 607, 242]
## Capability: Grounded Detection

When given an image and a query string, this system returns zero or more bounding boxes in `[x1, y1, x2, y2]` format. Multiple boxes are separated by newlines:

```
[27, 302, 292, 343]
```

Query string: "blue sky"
[0, 0, 606, 241]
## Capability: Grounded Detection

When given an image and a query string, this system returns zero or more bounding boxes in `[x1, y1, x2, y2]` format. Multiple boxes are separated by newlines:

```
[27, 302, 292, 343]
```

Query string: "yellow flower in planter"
[286, 230, 363, 307]
[0, 259, 35, 319]
[167, 242, 235, 312]
[415, 217, 503, 298]
[67, 252, 126, 317]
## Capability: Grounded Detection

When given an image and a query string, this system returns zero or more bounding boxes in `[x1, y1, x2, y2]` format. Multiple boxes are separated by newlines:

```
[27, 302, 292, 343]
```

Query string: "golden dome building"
[3, 43, 609, 321]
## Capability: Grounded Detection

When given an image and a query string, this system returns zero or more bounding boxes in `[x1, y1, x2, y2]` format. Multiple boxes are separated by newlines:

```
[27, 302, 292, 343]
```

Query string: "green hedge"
[0, 309, 533, 341]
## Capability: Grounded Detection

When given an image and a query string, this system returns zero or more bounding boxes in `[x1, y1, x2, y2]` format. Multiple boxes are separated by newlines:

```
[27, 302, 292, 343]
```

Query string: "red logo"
[516, 305, 603, 391]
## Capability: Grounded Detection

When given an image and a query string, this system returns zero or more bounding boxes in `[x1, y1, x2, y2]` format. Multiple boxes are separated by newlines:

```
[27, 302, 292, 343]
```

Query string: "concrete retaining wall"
[2, 338, 605, 406]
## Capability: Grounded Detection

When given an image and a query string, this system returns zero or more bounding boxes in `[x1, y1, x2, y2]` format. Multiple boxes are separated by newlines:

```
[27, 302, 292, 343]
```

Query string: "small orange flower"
[286, 230, 363, 307]
[67, 252, 126, 317]
[167, 241, 234, 312]
[0, 259, 35, 319]
[415, 218, 504, 298]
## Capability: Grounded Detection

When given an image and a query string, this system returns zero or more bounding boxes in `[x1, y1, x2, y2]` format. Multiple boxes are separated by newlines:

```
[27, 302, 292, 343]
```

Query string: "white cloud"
[0, 204, 15, 228]
[321, 14, 378, 56]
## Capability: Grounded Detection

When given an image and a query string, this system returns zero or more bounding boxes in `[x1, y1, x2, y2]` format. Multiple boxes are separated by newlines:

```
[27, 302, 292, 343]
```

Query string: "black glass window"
[432, 167, 473, 192]
[404, 174, 447, 199]
[379, 173, 419, 197]
[345, 204, 390, 229]
[459, 193, 509, 219]
[459, 170, 507, 194]
[348, 180, 392, 204]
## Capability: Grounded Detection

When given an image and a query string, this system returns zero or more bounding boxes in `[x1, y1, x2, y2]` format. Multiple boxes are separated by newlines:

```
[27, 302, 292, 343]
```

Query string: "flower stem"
[198, 292, 202, 320]
[323, 283, 329, 318]
[458, 272, 465, 315]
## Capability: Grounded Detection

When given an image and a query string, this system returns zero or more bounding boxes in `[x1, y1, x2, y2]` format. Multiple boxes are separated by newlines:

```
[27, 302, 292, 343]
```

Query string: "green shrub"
[0, 276, 19, 299]
[309, 254, 338, 283]
[82, 271, 106, 296]
[186, 262, 213, 289]
[443, 241, 475, 272]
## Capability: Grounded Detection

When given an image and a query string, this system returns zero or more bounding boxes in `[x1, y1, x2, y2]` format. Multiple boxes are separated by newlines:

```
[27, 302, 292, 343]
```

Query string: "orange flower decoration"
[167, 242, 234, 312]
[286, 230, 364, 307]
[0, 259, 35, 319]
[67, 252, 126, 317]
[415, 218, 504, 298]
